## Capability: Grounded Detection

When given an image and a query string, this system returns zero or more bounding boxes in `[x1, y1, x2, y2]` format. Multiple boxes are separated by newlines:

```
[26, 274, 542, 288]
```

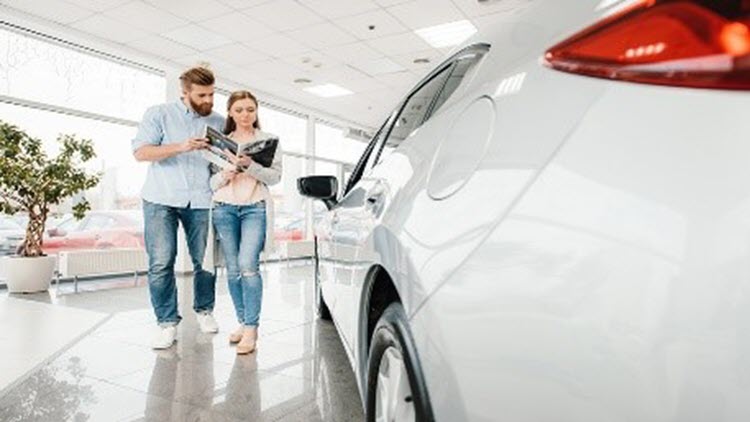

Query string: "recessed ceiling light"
[414, 20, 477, 48]
[294, 78, 312, 84]
[303, 83, 353, 98]
[413, 57, 430, 64]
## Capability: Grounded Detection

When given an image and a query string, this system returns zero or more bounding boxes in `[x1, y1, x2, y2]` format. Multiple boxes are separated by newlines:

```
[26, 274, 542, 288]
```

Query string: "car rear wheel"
[366, 302, 433, 422]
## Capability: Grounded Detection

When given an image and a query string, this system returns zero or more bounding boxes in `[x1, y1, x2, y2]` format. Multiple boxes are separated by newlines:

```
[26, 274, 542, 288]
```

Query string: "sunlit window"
[0, 27, 164, 121]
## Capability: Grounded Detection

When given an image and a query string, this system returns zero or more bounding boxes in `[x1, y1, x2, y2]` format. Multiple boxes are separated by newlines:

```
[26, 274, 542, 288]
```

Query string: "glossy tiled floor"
[0, 262, 364, 422]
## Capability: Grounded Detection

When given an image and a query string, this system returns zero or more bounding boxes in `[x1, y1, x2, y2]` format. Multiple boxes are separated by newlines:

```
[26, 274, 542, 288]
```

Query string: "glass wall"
[0, 26, 162, 261]
[0, 24, 370, 272]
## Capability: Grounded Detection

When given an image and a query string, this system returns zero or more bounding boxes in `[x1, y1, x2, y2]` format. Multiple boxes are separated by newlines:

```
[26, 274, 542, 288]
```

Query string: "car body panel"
[411, 83, 750, 421]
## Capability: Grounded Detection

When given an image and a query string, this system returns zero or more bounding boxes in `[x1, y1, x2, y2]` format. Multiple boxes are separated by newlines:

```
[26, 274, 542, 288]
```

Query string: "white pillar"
[305, 116, 316, 240]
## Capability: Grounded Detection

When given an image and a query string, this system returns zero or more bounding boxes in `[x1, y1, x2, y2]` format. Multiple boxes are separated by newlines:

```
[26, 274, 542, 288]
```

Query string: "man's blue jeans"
[143, 200, 216, 325]
[212, 201, 266, 327]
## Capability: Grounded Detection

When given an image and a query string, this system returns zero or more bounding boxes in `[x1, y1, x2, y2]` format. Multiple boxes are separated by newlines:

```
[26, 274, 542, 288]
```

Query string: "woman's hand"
[236, 154, 253, 168]
[221, 168, 238, 182]
[220, 150, 252, 167]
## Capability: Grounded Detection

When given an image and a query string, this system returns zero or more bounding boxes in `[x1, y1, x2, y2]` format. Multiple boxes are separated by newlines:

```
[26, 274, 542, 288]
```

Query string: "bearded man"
[132, 66, 225, 349]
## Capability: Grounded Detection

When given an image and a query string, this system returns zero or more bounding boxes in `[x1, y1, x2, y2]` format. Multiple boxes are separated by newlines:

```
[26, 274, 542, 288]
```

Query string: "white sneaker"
[151, 326, 177, 349]
[197, 312, 219, 333]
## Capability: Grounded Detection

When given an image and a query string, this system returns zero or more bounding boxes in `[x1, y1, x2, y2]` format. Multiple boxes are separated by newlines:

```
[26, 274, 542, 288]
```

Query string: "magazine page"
[201, 125, 237, 170]
[237, 136, 279, 168]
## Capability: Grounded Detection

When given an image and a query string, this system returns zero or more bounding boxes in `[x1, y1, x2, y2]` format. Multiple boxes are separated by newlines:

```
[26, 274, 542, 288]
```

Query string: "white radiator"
[58, 248, 148, 278]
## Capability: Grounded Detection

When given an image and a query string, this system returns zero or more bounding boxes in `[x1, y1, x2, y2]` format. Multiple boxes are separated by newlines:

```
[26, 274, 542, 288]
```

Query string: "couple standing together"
[131, 66, 281, 354]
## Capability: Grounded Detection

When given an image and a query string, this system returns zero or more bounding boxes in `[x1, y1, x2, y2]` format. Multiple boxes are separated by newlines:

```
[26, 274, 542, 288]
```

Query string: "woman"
[209, 90, 281, 354]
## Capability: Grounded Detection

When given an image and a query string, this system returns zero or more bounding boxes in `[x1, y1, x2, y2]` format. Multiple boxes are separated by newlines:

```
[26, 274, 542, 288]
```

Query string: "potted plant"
[0, 121, 100, 293]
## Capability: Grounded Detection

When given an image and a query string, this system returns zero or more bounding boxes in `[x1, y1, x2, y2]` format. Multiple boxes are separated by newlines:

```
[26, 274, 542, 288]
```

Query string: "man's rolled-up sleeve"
[132, 106, 163, 153]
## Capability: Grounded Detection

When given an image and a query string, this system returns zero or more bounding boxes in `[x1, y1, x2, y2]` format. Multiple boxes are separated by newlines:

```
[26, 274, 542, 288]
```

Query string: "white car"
[299, 1, 750, 420]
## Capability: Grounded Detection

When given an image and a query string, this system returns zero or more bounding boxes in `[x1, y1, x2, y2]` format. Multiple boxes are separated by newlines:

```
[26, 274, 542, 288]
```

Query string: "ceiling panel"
[373, 0, 414, 7]
[162, 25, 232, 51]
[218, 0, 274, 8]
[72, 14, 150, 43]
[2, 0, 94, 25]
[205, 43, 271, 66]
[104, 1, 188, 33]
[298, 0, 380, 19]
[200, 12, 275, 42]
[320, 42, 383, 64]
[243, 0, 324, 32]
[335, 9, 408, 40]
[145, 0, 232, 22]
[64, 0, 130, 12]
[287, 22, 357, 49]
[387, 0, 465, 30]
[367, 31, 433, 56]
[244, 33, 311, 57]
[451, 0, 532, 17]
[126, 35, 197, 59]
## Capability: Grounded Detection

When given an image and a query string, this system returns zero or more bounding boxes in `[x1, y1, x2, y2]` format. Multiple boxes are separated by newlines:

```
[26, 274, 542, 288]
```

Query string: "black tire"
[366, 302, 433, 422]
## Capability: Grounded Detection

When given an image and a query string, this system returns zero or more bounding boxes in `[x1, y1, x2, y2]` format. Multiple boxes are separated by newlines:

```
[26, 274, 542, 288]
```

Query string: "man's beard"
[189, 98, 213, 116]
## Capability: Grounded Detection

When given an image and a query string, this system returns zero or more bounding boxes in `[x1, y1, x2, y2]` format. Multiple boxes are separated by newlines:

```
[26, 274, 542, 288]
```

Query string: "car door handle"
[366, 182, 386, 204]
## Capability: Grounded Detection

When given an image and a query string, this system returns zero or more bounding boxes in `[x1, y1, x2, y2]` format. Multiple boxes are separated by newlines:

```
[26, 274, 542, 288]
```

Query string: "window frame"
[340, 43, 492, 198]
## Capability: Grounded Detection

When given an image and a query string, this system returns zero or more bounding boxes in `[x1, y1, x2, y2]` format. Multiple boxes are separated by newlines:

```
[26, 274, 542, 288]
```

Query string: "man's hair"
[180, 66, 215, 91]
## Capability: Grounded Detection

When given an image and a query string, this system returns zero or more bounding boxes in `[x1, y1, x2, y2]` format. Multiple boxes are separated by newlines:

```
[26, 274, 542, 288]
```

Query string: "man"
[132, 66, 225, 349]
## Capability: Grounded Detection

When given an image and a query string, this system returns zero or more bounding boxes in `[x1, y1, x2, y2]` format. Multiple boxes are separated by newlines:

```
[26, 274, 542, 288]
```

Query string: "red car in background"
[274, 217, 305, 242]
[42, 210, 144, 254]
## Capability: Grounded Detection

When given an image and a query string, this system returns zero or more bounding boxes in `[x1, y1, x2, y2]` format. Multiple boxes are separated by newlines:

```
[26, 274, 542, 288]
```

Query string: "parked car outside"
[39, 210, 144, 254]
[298, 1, 750, 421]
[0, 217, 25, 256]
[274, 217, 305, 242]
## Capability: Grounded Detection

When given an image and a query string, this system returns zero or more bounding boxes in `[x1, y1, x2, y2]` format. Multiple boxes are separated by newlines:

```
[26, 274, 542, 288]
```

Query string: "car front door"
[329, 62, 461, 349]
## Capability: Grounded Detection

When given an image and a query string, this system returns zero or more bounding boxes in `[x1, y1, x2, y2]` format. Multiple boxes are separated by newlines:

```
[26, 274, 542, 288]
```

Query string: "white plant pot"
[2, 255, 56, 293]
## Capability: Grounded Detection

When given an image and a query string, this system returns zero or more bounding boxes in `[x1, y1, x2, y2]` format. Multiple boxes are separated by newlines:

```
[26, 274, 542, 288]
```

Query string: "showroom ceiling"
[0, 0, 525, 128]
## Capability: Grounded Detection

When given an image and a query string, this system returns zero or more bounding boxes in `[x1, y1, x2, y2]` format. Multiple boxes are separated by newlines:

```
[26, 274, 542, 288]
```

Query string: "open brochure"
[201, 125, 278, 170]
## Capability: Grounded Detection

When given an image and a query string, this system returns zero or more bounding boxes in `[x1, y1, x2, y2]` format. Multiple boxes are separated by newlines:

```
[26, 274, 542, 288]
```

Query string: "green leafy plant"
[0, 120, 100, 257]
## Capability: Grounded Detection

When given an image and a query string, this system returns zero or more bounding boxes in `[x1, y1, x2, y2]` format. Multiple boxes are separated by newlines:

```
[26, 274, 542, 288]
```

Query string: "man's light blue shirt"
[132, 100, 225, 209]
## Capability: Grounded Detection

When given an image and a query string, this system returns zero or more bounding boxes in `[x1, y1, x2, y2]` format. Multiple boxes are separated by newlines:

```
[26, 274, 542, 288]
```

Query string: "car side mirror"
[297, 176, 338, 210]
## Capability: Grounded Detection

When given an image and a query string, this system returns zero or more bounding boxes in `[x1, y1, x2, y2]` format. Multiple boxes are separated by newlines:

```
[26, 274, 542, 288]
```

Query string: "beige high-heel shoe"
[228, 326, 243, 343]
[236, 327, 258, 355]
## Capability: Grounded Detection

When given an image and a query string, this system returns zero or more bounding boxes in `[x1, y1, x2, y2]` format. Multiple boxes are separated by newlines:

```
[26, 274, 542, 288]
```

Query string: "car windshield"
[0, 218, 22, 230]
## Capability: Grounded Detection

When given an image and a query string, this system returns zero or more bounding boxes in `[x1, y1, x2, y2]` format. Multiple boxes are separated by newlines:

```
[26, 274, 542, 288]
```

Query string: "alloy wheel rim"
[375, 346, 415, 422]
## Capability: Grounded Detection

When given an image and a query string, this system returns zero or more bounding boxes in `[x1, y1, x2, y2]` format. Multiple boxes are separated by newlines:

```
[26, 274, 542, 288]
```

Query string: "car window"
[341, 44, 490, 197]
[380, 66, 453, 154]
[342, 111, 398, 195]
[0, 219, 21, 230]
[82, 215, 114, 231]
[57, 217, 84, 233]
[370, 45, 489, 168]
[428, 48, 487, 121]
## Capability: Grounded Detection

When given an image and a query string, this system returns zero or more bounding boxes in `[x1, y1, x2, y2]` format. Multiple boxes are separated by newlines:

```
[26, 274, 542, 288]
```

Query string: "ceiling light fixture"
[294, 78, 312, 84]
[414, 20, 477, 48]
[303, 83, 353, 98]
[413, 57, 430, 64]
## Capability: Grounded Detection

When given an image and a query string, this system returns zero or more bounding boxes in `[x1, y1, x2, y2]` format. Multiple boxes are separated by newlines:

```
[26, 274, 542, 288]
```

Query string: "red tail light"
[544, 0, 750, 89]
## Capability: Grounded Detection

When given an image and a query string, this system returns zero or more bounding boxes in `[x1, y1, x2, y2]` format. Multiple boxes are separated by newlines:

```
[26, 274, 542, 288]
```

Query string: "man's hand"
[181, 137, 209, 152]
